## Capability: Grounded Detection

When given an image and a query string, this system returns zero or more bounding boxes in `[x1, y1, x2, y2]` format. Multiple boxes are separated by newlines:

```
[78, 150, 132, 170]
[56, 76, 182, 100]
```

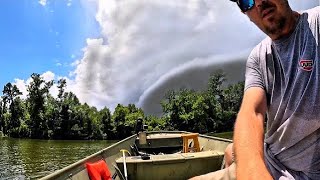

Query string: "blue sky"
[0, 0, 99, 89]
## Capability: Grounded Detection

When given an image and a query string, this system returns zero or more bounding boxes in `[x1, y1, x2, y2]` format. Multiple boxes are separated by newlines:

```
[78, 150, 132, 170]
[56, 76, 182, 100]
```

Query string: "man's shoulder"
[256, 37, 272, 49]
[303, 6, 320, 15]
[302, 6, 320, 21]
[249, 37, 272, 58]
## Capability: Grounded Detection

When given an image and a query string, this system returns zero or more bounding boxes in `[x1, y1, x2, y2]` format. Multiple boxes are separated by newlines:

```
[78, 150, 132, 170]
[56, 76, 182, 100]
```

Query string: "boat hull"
[41, 131, 232, 180]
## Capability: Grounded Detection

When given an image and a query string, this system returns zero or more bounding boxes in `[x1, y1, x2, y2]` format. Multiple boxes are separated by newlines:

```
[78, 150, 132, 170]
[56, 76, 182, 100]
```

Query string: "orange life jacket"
[86, 159, 112, 180]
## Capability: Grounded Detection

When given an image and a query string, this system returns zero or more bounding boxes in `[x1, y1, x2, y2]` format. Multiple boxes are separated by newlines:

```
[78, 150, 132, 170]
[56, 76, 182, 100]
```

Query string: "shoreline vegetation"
[0, 71, 243, 140]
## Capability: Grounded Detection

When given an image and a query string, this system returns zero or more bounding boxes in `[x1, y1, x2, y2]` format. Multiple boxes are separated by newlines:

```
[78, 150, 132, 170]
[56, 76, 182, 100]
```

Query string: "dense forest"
[0, 71, 244, 140]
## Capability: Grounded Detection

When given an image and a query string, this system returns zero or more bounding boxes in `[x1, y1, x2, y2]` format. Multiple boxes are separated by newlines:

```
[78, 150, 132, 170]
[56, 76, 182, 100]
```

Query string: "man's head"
[232, 0, 299, 40]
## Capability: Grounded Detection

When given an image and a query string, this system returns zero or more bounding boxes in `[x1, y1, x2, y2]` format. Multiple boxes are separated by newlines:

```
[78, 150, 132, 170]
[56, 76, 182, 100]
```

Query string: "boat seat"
[115, 150, 224, 179]
[181, 133, 200, 153]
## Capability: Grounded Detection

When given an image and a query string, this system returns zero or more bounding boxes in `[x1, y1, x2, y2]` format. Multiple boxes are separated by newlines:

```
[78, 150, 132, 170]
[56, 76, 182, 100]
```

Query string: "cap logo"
[299, 59, 313, 71]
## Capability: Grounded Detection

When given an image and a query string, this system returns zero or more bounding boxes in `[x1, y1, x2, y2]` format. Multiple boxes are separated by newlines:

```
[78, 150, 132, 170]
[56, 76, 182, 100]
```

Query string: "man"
[191, 0, 320, 179]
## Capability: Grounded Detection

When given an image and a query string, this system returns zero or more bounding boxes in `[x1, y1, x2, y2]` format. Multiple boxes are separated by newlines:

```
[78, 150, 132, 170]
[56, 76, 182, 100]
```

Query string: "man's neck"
[271, 11, 300, 41]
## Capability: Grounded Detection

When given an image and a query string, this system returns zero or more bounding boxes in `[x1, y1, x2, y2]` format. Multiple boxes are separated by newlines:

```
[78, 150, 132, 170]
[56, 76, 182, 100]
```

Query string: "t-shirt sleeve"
[244, 48, 265, 92]
[306, 6, 320, 31]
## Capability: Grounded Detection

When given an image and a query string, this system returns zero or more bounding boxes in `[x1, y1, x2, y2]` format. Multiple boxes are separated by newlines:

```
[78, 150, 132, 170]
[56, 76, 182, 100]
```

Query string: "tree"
[99, 107, 113, 139]
[2, 83, 22, 108]
[145, 115, 168, 131]
[111, 104, 145, 139]
[0, 69, 244, 140]
[45, 95, 58, 138]
[161, 90, 180, 130]
[57, 78, 67, 100]
[161, 71, 244, 134]
[112, 104, 130, 139]
[1, 83, 23, 135]
[74, 103, 97, 139]
[202, 71, 227, 133]
[125, 104, 144, 132]
[7, 97, 26, 137]
[161, 89, 209, 132]
[217, 81, 244, 132]
[0, 99, 4, 133]
[27, 73, 53, 139]
[61, 92, 81, 139]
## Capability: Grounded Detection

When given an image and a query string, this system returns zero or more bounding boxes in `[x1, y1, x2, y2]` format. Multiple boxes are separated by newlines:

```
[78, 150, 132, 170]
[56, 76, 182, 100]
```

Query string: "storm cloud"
[72, 0, 319, 115]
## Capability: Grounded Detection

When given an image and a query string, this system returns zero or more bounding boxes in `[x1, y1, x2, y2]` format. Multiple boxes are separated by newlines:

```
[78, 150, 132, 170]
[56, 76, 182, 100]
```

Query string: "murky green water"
[0, 137, 116, 179]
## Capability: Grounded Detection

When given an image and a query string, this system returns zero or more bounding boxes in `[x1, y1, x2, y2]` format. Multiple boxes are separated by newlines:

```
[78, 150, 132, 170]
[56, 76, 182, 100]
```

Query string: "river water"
[0, 137, 116, 179]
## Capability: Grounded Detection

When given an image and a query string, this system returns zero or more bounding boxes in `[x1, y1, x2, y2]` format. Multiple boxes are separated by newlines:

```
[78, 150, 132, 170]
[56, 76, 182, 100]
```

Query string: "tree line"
[0, 71, 244, 140]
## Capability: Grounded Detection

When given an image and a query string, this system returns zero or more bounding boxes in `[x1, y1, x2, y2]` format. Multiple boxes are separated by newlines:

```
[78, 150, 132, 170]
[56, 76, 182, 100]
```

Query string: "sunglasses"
[231, 0, 255, 12]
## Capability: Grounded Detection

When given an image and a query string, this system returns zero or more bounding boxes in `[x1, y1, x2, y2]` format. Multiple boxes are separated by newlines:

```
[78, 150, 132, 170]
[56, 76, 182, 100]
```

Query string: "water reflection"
[0, 137, 115, 179]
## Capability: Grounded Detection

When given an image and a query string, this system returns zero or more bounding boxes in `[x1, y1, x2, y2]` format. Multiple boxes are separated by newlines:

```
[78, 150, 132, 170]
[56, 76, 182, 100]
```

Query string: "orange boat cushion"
[85, 159, 112, 180]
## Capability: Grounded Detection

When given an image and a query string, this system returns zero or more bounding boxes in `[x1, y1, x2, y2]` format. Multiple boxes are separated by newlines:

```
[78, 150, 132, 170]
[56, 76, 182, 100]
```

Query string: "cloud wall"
[71, 0, 318, 115]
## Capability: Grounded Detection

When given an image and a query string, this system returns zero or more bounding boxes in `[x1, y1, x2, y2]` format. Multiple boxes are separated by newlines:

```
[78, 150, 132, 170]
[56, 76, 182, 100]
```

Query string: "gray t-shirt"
[245, 7, 320, 180]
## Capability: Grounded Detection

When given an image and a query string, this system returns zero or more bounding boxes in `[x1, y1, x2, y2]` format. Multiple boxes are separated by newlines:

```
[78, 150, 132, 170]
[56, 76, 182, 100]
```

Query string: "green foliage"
[27, 73, 53, 139]
[99, 107, 113, 139]
[19, 121, 30, 137]
[2, 82, 22, 108]
[0, 70, 244, 140]
[7, 98, 25, 137]
[112, 104, 144, 139]
[145, 115, 167, 131]
[1, 83, 23, 135]
[161, 70, 244, 133]
[161, 89, 209, 132]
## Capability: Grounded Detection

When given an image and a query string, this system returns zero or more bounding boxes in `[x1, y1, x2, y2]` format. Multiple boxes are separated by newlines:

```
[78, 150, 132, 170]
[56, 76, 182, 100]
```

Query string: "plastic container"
[138, 132, 147, 145]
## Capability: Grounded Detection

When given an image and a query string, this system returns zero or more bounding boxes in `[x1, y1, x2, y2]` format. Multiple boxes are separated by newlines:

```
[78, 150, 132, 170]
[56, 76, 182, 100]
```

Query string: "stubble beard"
[264, 15, 287, 37]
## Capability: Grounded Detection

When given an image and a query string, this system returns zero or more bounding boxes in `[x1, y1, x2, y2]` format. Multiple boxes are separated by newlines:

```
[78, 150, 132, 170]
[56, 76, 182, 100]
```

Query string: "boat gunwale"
[40, 134, 137, 180]
[147, 131, 232, 143]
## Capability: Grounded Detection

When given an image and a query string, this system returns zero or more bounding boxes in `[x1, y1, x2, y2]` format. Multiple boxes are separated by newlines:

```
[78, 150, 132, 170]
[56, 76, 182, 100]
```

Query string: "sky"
[0, 0, 99, 89]
[0, 0, 319, 115]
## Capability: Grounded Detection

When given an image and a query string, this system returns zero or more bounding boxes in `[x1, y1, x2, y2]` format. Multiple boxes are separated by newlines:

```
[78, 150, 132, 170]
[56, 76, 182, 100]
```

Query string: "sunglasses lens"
[238, 0, 254, 12]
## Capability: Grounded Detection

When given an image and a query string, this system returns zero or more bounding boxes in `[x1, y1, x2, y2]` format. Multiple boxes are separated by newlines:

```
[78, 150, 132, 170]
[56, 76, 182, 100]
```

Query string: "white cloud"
[22, 0, 315, 114]
[67, 0, 72, 6]
[12, 0, 319, 113]
[70, 0, 256, 112]
[14, 79, 29, 99]
[41, 71, 55, 82]
[13, 71, 79, 101]
[39, 0, 47, 6]
[71, 60, 80, 67]
[68, 0, 318, 114]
